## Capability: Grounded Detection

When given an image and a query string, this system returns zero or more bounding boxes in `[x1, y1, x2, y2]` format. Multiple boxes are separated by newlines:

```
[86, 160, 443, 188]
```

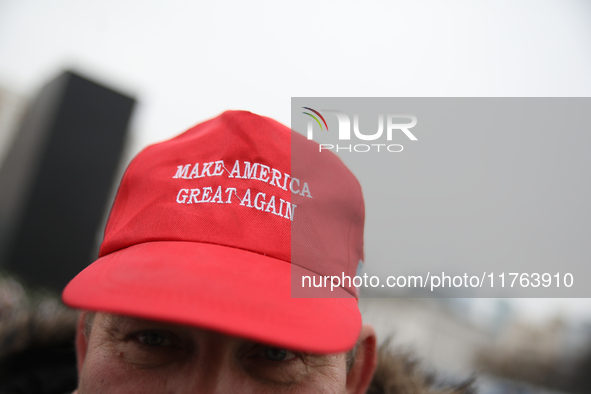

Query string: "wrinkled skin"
[75, 313, 376, 394]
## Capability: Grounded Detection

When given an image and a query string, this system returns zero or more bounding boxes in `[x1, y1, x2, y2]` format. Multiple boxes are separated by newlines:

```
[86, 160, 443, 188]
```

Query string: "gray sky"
[1, 0, 590, 322]
[1, 0, 590, 152]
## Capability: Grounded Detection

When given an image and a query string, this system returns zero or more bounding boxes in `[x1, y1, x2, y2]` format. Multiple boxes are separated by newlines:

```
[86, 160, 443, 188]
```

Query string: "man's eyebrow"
[100, 314, 127, 335]
[100, 314, 149, 336]
[102, 314, 186, 334]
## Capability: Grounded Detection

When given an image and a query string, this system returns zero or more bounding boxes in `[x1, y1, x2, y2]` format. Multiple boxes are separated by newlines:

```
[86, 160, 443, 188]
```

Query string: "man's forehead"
[94, 313, 305, 349]
[95, 313, 223, 336]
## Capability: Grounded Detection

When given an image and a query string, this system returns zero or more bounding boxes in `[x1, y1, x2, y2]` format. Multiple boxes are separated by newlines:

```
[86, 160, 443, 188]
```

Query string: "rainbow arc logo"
[301, 107, 329, 131]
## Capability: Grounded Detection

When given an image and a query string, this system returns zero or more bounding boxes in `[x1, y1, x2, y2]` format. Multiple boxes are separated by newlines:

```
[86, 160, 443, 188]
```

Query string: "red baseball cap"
[62, 110, 365, 353]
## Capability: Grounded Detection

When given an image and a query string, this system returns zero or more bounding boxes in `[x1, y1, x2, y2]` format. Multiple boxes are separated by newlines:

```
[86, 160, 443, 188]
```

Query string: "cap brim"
[62, 241, 361, 354]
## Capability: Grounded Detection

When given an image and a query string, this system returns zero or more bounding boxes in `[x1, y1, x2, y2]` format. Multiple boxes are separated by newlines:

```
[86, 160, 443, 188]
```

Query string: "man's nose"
[180, 368, 252, 394]
[176, 352, 253, 394]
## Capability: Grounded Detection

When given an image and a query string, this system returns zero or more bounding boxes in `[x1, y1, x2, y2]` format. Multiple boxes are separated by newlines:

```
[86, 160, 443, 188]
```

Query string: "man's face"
[76, 313, 367, 393]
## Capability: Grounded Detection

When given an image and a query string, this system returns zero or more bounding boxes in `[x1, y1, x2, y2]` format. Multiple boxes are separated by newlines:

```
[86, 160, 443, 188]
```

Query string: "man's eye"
[243, 345, 306, 384]
[262, 347, 296, 362]
[136, 331, 171, 347]
[116, 329, 185, 367]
